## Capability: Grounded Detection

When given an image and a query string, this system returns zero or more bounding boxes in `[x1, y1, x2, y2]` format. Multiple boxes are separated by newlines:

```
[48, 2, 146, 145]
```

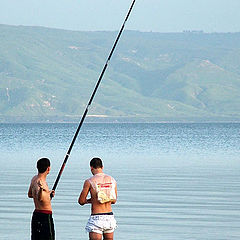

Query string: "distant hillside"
[0, 24, 240, 122]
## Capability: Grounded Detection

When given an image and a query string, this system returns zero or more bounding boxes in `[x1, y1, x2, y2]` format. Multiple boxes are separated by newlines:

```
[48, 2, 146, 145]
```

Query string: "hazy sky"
[0, 0, 239, 33]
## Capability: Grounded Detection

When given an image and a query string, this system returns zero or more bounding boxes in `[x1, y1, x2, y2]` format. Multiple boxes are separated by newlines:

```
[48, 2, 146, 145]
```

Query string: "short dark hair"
[37, 158, 50, 173]
[90, 157, 103, 169]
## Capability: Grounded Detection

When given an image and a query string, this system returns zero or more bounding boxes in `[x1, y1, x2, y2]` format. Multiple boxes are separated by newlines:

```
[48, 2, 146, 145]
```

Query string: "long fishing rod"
[51, 0, 136, 194]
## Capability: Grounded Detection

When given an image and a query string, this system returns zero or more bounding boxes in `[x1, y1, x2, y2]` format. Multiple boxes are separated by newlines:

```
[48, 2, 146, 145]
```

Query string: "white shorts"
[85, 213, 117, 234]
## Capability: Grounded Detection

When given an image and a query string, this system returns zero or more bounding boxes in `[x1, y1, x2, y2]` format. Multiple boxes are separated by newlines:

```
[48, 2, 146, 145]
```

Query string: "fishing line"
[51, 0, 136, 195]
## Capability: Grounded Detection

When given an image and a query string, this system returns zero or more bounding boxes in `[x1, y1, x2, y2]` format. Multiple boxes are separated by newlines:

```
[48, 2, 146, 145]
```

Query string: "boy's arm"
[111, 184, 117, 204]
[28, 184, 33, 198]
[78, 180, 91, 205]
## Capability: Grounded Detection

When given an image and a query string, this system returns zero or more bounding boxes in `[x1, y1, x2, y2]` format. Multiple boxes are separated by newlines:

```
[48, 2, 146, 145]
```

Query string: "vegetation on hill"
[0, 24, 240, 122]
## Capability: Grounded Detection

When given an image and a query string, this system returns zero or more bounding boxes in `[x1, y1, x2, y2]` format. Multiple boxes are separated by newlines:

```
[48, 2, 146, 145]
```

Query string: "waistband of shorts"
[34, 209, 52, 215]
[91, 212, 113, 216]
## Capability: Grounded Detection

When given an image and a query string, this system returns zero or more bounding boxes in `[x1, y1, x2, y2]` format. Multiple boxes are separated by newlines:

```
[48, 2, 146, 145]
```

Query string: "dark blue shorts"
[31, 210, 55, 240]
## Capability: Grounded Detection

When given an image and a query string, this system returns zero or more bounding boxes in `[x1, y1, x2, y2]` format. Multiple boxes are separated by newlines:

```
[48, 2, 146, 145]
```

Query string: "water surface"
[0, 123, 240, 239]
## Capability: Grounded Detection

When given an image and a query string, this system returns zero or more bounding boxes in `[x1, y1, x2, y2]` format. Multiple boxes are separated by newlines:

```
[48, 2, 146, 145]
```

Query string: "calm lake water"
[0, 123, 240, 239]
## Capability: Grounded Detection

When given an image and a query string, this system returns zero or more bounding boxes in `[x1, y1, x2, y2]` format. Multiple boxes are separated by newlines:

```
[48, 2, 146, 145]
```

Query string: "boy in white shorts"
[78, 158, 117, 240]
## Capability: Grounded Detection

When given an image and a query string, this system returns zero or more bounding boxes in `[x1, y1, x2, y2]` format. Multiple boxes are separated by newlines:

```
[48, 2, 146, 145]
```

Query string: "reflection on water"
[0, 123, 240, 239]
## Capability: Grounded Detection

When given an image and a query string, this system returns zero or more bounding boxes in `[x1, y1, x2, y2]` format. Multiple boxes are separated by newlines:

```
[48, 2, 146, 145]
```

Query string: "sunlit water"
[0, 123, 240, 239]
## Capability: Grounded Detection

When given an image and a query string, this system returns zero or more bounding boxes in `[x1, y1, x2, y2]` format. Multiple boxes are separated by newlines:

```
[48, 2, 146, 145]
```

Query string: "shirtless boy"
[78, 157, 117, 240]
[28, 158, 55, 240]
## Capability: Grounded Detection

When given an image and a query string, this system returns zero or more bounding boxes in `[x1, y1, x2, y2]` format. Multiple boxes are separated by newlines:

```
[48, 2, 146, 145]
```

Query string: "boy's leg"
[89, 232, 102, 240]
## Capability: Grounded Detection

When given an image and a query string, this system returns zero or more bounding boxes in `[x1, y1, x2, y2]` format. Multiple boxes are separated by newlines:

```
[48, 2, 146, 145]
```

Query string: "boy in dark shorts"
[28, 158, 55, 240]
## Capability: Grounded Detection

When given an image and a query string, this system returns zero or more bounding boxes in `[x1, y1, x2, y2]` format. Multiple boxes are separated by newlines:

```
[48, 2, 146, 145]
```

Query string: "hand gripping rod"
[51, 0, 136, 194]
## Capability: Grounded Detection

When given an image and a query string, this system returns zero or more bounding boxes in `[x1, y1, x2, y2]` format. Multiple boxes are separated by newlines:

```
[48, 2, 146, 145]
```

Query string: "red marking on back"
[97, 183, 112, 188]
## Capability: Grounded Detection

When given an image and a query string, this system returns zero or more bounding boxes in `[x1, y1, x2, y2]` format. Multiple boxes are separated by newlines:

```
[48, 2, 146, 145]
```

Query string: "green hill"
[0, 25, 240, 122]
